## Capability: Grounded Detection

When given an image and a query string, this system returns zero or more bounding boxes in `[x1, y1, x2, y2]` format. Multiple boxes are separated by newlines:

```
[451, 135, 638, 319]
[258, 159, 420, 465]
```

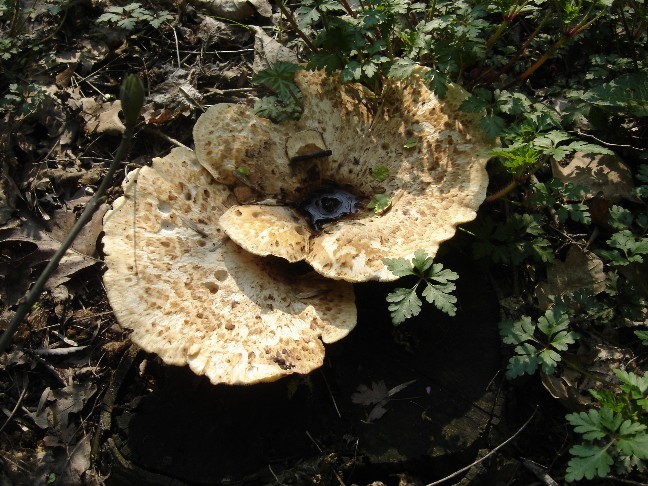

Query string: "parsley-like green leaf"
[565, 444, 614, 481]
[252, 62, 303, 103]
[386, 286, 422, 325]
[384, 251, 458, 324]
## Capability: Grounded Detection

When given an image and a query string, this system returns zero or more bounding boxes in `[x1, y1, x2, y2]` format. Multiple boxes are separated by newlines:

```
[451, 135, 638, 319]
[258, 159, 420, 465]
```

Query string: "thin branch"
[425, 408, 537, 486]
[276, 1, 318, 53]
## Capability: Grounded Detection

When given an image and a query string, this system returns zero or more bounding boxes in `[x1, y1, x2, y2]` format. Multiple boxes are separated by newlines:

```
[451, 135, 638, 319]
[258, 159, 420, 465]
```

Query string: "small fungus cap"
[194, 68, 495, 282]
[102, 147, 356, 385]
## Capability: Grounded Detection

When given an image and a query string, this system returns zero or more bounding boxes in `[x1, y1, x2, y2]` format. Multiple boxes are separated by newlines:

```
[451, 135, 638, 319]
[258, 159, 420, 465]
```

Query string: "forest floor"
[1, 2, 647, 486]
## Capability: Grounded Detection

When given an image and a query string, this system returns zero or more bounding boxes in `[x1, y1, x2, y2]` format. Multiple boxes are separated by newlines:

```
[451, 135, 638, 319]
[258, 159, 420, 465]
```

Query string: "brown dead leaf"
[0, 206, 106, 304]
[80, 98, 125, 135]
[542, 342, 634, 411]
[352, 380, 417, 423]
[252, 26, 300, 74]
[352, 381, 388, 406]
[552, 152, 635, 202]
[142, 68, 203, 125]
[195, 0, 272, 20]
[536, 245, 606, 309]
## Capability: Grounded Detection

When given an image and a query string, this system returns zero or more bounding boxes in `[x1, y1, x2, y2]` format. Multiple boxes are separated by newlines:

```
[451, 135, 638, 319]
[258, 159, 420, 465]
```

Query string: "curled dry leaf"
[0, 206, 106, 305]
[192, 0, 272, 21]
[252, 26, 300, 74]
[80, 99, 125, 135]
[142, 68, 204, 125]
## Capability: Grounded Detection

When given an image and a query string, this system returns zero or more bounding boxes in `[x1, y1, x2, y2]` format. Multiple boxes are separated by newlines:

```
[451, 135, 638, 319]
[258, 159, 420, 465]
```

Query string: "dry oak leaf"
[536, 245, 605, 309]
[102, 147, 356, 385]
[194, 68, 494, 282]
[551, 152, 634, 202]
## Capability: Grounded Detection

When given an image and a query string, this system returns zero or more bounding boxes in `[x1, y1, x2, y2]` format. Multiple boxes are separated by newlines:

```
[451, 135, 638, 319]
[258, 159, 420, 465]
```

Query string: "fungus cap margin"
[193, 68, 495, 282]
[102, 147, 356, 385]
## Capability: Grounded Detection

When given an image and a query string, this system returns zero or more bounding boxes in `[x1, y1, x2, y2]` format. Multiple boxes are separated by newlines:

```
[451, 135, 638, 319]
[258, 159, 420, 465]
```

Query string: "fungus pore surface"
[103, 147, 356, 385]
[194, 68, 495, 282]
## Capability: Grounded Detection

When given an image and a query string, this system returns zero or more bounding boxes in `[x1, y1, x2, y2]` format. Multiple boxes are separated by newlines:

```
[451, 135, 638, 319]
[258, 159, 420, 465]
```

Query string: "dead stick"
[425, 408, 537, 486]
[0, 76, 143, 354]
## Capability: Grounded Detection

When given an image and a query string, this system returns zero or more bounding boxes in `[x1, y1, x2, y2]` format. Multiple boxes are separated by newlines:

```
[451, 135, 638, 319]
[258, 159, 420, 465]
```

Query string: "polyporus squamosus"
[102, 147, 356, 385]
[194, 68, 495, 282]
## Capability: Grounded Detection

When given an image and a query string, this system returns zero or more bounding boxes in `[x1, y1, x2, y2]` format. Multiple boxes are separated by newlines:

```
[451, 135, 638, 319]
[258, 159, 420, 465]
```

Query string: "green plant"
[252, 62, 304, 122]
[565, 370, 648, 481]
[96, 2, 173, 31]
[529, 179, 591, 225]
[472, 213, 555, 265]
[384, 250, 458, 325]
[499, 305, 578, 379]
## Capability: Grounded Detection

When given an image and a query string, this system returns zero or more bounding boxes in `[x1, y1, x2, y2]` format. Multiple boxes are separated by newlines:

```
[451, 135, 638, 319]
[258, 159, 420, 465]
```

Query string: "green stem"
[485, 20, 511, 51]
[511, 36, 567, 86]
[0, 125, 136, 354]
[470, 7, 551, 88]
[485, 180, 519, 203]
[276, 1, 318, 53]
[9, 0, 21, 37]
[486, 0, 532, 49]
[34, 0, 71, 46]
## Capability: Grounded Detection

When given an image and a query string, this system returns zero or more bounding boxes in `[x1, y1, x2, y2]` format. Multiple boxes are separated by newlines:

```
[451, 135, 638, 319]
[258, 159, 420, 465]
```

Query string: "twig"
[276, 0, 318, 53]
[425, 408, 537, 486]
[306, 430, 323, 453]
[573, 128, 642, 150]
[141, 127, 190, 149]
[0, 76, 142, 354]
[320, 369, 342, 418]
[0, 377, 28, 435]
[91, 344, 139, 460]
[172, 27, 181, 68]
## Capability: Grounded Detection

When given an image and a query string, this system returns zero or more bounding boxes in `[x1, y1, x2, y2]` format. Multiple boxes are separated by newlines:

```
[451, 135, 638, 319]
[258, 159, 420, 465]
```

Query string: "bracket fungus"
[194, 68, 495, 282]
[103, 147, 356, 384]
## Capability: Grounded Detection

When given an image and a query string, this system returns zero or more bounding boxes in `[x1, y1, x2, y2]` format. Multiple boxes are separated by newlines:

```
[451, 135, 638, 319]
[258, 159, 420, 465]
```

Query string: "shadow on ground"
[106, 251, 505, 485]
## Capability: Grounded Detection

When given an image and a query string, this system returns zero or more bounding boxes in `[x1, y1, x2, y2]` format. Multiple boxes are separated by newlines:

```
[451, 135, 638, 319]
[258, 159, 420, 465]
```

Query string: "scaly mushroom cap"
[103, 147, 356, 385]
[194, 68, 494, 282]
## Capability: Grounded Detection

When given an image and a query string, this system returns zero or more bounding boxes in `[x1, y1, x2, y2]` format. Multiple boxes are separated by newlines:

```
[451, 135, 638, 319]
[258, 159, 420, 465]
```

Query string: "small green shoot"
[403, 138, 418, 149]
[384, 250, 458, 325]
[367, 194, 391, 215]
[234, 166, 250, 177]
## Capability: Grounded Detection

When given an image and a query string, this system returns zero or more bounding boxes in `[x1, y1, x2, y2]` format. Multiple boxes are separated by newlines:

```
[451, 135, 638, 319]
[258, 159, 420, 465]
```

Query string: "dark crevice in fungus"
[298, 184, 360, 231]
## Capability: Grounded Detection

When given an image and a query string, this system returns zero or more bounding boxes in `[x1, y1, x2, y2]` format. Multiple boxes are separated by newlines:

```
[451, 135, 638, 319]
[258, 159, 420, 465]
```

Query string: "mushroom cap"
[103, 147, 356, 385]
[194, 68, 494, 282]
